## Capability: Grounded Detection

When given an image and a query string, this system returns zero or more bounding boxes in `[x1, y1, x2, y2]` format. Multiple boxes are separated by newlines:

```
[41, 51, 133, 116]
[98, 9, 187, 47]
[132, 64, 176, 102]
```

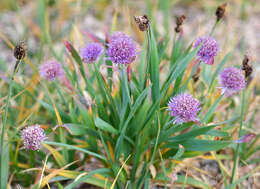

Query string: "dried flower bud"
[175, 15, 186, 33]
[216, 3, 227, 22]
[63, 40, 73, 53]
[14, 41, 26, 60]
[133, 14, 149, 31]
[192, 66, 201, 83]
[234, 133, 256, 144]
[242, 55, 253, 79]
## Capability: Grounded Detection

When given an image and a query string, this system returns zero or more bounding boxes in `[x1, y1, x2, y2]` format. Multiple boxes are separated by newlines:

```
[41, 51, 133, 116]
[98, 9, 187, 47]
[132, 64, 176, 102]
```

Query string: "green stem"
[231, 90, 246, 184]
[209, 20, 219, 36]
[42, 81, 69, 163]
[54, 81, 68, 109]
[0, 59, 22, 188]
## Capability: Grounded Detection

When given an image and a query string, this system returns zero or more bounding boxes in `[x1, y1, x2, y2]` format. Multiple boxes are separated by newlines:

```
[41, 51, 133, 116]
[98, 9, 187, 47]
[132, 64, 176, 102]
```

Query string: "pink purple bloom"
[234, 133, 256, 143]
[80, 42, 103, 63]
[39, 61, 65, 81]
[21, 125, 46, 151]
[168, 93, 201, 124]
[219, 67, 246, 96]
[193, 36, 219, 65]
[107, 32, 137, 64]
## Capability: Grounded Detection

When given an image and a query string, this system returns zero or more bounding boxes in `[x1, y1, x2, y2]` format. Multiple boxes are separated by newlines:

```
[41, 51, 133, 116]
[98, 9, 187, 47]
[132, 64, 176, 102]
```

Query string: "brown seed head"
[175, 15, 186, 33]
[192, 66, 201, 83]
[134, 14, 149, 32]
[216, 3, 227, 22]
[242, 55, 253, 79]
[14, 41, 26, 60]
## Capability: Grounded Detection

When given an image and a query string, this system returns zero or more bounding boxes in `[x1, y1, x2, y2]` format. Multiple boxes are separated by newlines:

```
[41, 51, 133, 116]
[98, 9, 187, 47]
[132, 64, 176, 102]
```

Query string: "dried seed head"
[242, 55, 253, 79]
[192, 66, 201, 83]
[14, 41, 26, 60]
[175, 15, 186, 33]
[216, 3, 227, 22]
[133, 14, 149, 31]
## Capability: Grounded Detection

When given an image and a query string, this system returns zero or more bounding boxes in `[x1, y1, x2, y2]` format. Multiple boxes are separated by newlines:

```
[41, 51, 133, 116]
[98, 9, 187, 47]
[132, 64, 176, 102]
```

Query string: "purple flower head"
[80, 42, 103, 63]
[39, 61, 65, 81]
[107, 32, 137, 64]
[21, 125, 46, 151]
[168, 93, 201, 124]
[219, 67, 246, 96]
[234, 133, 256, 144]
[193, 36, 219, 65]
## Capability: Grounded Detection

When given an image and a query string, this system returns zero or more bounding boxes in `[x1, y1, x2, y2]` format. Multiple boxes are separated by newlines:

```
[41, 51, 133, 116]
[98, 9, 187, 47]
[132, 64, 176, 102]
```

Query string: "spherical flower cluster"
[21, 125, 46, 151]
[193, 36, 219, 65]
[107, 32, 137, 64]
[80, 42, 103, 63]
[168, 93, 201, 124]
[39, 61, 65, 81]
[219, 67, 246, 96]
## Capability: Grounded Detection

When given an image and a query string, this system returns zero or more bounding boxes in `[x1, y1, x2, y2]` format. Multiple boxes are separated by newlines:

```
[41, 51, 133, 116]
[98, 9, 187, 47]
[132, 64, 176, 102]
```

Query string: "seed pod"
[175, 15, 186, 33]
[192, 66, 201, 83]
[242, 55, 253, 79]
[133, 14, 149, 32]
[13, 41, 26, 60]
[216, 3, 227, 22]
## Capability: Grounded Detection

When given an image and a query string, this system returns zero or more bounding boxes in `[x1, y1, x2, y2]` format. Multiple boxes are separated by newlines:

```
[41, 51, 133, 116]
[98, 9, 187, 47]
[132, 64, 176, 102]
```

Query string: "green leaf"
[148, 28, 160, 104]
[65, 41, 95, 97]
[0, 140, 9, 189]
[201, 95, 223, 123]
[94, 117, 118, 135]
[182, 139, 231, 151]
[209, 52, 231, 90]
[115, 86, 150, 160]
[165, 139, 231, 152]
[43, 141, 107, 162]
[64, 123, 89, 135]
[161, 43, 200, 95]
[168, 125, 217, 142]
[64, 168, 111, 189]
[155, 174, 211, 189]
[170, 144, 185, 160]
[176, 175, 211, 189]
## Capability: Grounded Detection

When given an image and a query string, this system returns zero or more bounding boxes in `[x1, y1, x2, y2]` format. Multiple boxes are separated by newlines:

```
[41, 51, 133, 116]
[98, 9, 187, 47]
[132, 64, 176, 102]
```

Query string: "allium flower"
[193, 36, 219, 65]
[39, 61, 65, 81]
[168, 93, 201, 124]
[21, 125, 46, 151]
[80, 42, 103, 63]
[219, 67, 246, 96]
[107, 32, 137, 64]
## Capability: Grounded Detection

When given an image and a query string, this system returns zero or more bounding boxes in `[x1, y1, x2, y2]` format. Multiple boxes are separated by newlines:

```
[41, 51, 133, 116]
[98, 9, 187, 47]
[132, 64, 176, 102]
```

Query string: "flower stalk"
[0, 51, 24, 188]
